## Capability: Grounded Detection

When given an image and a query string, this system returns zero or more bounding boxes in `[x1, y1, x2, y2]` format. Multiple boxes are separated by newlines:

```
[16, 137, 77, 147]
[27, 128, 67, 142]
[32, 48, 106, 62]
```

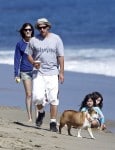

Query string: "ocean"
[0, 1, 115, 132]
[1, 0, 115, 77]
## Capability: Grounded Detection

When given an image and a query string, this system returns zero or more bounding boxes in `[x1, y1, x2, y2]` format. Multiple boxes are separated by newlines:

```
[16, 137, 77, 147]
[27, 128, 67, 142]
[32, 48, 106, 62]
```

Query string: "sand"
[0, 106, 115, 150]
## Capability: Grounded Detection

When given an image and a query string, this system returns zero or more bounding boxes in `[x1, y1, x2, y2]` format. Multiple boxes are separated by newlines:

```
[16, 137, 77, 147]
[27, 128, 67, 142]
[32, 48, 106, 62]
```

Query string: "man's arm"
[27, 55, 40, 69]
[58, 56, 64, 83]
[27, 55, 34, 65]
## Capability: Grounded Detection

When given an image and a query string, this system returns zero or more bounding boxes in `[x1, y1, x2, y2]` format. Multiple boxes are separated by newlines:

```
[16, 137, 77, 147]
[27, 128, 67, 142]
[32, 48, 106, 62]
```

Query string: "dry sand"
[0, 106, 115, 150]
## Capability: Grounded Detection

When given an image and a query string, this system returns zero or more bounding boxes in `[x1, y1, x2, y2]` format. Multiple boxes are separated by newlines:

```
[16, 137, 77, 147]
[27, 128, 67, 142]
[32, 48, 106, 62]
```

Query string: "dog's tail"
[60, 112, 65, 122]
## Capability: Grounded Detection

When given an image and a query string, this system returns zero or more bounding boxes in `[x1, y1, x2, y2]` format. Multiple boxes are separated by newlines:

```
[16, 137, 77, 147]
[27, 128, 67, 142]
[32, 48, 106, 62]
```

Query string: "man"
[25, 18, 64, 132]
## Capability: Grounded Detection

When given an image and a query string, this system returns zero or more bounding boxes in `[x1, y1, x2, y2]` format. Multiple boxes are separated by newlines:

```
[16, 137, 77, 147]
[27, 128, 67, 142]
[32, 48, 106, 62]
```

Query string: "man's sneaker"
[50, 122, 58, 132]
[36, 111, 45, 127]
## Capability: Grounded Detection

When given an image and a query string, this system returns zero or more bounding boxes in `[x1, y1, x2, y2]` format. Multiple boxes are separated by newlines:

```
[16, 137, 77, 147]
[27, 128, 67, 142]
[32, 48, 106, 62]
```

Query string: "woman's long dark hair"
[79, 93, 96, 111]
[92, 91, 103, 109]
[19, 23, 34, 38]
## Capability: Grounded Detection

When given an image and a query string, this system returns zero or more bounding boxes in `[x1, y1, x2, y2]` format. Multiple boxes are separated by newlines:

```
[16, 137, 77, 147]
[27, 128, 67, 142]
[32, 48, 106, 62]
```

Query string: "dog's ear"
[88, 108, 92, 114]
[88, 108, 94, 114]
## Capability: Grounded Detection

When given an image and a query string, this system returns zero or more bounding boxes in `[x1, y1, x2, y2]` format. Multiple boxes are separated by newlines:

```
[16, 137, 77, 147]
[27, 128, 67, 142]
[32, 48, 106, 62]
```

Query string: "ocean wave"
[65, 59, 115, 76]
[65, 48, 115, 77]
[0, 51, 14, 65]
[0, 48, 115, 77]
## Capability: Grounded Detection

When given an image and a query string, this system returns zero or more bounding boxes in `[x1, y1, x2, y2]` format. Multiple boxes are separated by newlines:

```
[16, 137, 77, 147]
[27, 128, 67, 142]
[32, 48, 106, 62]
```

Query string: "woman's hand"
[15, 77, 21, 83]
[100, 124, 106, 130]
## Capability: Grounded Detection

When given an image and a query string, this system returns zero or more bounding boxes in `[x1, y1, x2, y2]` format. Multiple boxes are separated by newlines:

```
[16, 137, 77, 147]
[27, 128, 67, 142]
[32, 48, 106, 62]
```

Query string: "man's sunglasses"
[38, 26, 48, 30]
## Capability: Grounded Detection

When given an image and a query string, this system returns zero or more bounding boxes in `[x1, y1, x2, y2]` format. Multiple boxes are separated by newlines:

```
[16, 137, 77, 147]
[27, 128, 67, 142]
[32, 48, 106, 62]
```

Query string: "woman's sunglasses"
[24, 29, 32, 32]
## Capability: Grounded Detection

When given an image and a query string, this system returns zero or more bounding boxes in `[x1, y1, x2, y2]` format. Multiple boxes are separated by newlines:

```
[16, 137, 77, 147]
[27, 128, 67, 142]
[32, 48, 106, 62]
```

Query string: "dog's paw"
[77, 135, 82, 138]
[91, 136, 96, 139]
[68, 133, 72, 136]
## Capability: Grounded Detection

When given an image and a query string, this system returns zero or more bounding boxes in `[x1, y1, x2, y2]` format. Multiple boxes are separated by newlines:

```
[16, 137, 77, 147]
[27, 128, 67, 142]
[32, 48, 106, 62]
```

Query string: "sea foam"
[1, 48, 115, 77]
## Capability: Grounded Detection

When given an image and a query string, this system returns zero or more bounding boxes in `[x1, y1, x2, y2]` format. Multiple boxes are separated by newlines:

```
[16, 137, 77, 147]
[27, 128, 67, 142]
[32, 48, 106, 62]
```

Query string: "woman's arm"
[94, 107, 105, 130]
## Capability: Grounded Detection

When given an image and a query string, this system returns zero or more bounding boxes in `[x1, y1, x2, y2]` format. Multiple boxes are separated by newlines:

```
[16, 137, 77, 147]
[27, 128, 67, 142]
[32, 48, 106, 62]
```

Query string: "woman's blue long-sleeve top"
[14, 39, 33, 77]
[81, 107, 105, 125]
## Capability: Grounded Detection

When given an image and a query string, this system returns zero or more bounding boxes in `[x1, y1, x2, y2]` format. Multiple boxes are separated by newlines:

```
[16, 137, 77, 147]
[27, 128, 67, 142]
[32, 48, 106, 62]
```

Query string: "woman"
[14, 23, 34, 122]
[79, 93, 105, 130]
[92, 91, 106, 129]
[92, 91, 103, 109]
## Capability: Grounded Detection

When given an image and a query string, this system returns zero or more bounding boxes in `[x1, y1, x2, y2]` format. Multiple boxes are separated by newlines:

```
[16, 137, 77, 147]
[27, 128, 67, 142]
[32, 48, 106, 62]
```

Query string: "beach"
[0, 106, 115, 150]
[0, 64, 115, 149]
[0, 0, 115, 149]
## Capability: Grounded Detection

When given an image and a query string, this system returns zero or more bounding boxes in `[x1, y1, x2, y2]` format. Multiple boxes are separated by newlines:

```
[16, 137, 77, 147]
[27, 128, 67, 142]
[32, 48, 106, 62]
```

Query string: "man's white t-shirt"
[25, 33, 64, 75]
